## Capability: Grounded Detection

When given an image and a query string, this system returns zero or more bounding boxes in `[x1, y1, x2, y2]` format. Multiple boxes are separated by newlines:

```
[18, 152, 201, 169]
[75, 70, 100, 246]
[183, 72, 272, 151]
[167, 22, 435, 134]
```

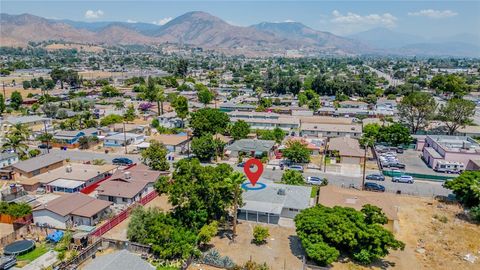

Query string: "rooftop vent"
[65, 165, 73, 173]
[277, 188, 286, 196]
[124, 171, 131, 180]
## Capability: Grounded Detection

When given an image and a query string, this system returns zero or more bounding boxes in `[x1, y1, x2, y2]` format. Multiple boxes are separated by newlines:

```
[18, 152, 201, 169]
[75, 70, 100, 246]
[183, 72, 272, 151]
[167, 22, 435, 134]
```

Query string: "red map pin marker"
[244, 158, 263, 186]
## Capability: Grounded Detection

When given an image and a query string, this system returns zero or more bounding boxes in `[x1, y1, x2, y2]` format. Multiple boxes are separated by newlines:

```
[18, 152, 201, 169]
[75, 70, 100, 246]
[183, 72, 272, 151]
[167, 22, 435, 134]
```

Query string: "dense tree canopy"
[154, 158, 237, 229]
[282, 141, 311, 164]
[295, 205, 404, 266]
[230, 120, 251, 140]
[438, 98, 476, 135]
[281, 170, 305, 185]
[430, 74, 468, 97]
[141, 140, 169, 171]
[191, 134, 225, 162]
[443, 171, 480, 208]
[190, 108, 230, 137]
[361, 123, 412, 146]
[398, 92, 437, 133]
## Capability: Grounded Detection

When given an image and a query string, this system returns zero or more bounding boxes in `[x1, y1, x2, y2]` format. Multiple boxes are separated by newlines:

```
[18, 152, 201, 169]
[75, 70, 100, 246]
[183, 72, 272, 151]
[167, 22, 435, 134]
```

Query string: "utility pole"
[362, 139, 372, 190]
[43, 120, 50, 154]
[2, 82, 5, 99]
[123, 121, 127, 154]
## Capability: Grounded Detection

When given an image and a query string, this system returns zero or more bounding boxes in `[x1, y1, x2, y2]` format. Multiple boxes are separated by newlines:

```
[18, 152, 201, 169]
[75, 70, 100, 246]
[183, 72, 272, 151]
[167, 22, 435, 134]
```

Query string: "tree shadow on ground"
[288, 235, 305, 258]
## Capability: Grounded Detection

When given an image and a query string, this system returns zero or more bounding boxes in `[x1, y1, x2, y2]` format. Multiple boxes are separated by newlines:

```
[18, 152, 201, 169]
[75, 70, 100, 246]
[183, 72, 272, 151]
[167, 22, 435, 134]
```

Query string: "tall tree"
[0, 94, 5, 115]
[443, 171, 480, 207]
[190, 108, 230, 137]
[230, 120, 250, 140]
[141, 140, 169, 171]
[10, 91, 23, 110]
[398, 92, 436, 134]
[198, 88, 214, 107]
[438, 98, 476, 135]
[283, 140, 311, 164]
[173, 96, 189, 127]
[225, 172, 245, 239]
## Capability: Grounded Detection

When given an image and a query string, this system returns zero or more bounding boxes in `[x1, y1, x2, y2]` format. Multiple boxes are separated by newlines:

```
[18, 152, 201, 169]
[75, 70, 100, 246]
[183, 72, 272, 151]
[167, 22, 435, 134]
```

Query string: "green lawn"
[16, 243, 49, 264]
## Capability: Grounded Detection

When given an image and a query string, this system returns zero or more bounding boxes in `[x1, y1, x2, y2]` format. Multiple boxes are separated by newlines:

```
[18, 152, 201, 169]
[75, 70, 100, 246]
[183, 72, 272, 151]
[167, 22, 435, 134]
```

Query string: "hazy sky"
[2, 0, 479, 37]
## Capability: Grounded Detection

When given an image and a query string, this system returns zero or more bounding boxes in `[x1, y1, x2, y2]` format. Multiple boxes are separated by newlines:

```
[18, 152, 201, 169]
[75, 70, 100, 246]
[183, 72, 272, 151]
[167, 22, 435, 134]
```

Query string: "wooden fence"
[90, 190, 158, 237]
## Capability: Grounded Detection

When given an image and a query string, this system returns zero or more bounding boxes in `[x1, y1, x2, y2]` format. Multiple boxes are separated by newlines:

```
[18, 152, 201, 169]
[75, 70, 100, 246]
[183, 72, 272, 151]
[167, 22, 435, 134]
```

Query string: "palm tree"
[2, 133, 29, 158]
[226, 171, 246, 241]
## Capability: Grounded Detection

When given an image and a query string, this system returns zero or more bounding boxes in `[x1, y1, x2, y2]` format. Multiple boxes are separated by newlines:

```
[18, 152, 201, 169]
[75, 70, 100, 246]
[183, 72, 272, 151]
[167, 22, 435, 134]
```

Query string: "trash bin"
[396, 190, 401, 195]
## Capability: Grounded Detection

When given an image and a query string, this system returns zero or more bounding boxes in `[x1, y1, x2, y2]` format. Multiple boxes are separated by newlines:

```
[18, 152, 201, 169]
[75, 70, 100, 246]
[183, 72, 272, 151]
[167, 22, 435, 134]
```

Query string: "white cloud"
[408, 9, 458, 19]
[152, 17, 172, 25]
[126, 19, 137, 23]
[284, 19, 295, 23]
[331, 10, 397, 28]
[84, 10, 104, 19]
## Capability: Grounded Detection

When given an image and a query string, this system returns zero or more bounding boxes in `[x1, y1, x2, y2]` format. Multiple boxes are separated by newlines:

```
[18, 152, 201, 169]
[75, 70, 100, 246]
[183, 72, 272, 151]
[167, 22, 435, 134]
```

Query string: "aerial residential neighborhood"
[0, 1, 479, 270]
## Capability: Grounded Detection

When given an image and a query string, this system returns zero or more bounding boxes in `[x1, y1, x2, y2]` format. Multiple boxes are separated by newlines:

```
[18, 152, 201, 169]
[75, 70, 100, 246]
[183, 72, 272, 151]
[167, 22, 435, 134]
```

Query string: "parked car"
[366, 174, 385, 181]
[388, 162, 406, 169]
[364, 182, 386, 192]
[392, 175, 414, 184]
[396, 148, 404, 154]
[112, 157, 133, 166]
[237, 162, 245, 167]
[38, 144, 52, 149]
[288, 165, 304, 173]
[307, 176, 322, 185]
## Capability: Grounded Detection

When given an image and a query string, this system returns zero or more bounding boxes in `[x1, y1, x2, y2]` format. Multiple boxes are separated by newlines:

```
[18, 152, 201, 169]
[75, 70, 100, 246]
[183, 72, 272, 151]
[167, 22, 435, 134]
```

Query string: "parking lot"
[394, 149, 457, 177]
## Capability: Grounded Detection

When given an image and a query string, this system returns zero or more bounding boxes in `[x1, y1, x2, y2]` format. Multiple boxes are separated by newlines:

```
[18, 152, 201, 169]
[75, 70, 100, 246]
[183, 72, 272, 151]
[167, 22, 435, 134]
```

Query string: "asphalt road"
[45, 149, 451, 198]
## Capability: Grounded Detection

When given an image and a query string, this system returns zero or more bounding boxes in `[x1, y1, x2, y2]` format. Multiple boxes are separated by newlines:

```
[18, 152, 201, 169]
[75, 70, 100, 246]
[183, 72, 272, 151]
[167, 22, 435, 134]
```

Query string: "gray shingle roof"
[0, 152, 18, 161]
[12, 153, 64, 173]
[83, 250, 155, 270]
[240, 182, 311, 213]
[225, 139, 275, 153]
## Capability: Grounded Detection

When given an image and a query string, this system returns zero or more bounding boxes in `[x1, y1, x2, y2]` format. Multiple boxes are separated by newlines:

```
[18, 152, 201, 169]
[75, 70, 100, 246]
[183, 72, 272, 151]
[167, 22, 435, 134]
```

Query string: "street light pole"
[123, 121, 127, 154]
[43, 120, 50, 154]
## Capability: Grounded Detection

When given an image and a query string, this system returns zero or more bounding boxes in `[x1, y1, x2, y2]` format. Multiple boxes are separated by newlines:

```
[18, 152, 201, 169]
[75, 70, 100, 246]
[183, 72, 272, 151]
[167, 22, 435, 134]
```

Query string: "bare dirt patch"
[208, 221, 304, 270]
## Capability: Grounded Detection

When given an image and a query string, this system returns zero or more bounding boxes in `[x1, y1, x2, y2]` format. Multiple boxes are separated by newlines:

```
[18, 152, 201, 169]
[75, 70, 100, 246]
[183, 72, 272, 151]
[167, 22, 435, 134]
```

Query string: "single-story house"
[300, 123, 362, 138]
[238, 182, 312, 224]
[96, 164, 162, 205]
[52, 128, 99, 148]
[32, 193, 112, 229]
[327, 136, 372, 164]
[157, 112, 184, 128]
[104, 133, 145, 147]
[0, 153, 19, 169]
[10, 153, 65, 178]
[225, 139, 276, 158]
[148, 134, 190, 153]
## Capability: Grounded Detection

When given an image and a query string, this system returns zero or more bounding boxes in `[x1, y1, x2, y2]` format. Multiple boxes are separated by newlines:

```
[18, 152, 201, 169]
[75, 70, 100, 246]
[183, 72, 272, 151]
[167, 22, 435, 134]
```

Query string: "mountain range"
[1, 12, 479, 57]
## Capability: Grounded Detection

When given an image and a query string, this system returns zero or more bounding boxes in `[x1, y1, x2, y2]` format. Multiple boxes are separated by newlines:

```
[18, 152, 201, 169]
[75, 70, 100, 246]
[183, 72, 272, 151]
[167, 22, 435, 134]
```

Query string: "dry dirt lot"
[207, 221, 304, 270]
[102, 195, 172, 241]
[332, 196, 480, 270]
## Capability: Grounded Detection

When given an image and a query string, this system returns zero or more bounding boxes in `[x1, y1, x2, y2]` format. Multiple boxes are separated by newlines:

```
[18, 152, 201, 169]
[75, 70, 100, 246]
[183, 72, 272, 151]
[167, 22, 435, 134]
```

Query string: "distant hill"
[1, 12, 478, 57]
[251, 21, 370, 53]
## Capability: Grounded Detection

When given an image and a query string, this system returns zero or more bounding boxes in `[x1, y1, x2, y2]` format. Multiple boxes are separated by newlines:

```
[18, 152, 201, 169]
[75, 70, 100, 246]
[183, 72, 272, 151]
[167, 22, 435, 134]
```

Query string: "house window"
[92, 214, 98, 219]
[122, 198, 128, 202]
[32, 169, 41, 176]
[108, 196, 114, 202]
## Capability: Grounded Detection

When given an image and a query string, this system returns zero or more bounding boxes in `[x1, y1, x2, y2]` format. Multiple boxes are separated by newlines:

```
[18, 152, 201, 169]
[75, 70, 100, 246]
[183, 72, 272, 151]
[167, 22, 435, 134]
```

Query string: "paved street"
[47, 149, 141, 163]
[43, 149, 451, 198]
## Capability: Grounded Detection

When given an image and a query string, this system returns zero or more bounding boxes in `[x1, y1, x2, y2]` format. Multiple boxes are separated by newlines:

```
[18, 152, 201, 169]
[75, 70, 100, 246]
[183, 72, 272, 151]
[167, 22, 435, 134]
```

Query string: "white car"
[307, 176, 322, 185]
[392, 175, 414, 184]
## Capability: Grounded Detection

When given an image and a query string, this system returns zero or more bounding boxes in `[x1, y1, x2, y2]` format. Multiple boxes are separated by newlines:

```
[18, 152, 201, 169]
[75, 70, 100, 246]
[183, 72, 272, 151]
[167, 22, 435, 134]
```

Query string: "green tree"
[230, 120, 250, 140]
[361, 204, 388, 225]
[197, 221, 218, 247]
[0, 94, 5, 115]
[443, 171, 480, 207]
[295, 205, 404, 265]
[101, 85, 121, 97]
[226, 171, 245, 238]
[10, 91, 23, 110]
[123, 104, 136, 122]
[198, 88, 214, 106]
[438, 98, 476, 135]
[175, 59, 188, 77]
[430, 74, 468, 97]
[398, 92, 436, 133]
[100, 114, 123, 126]
[154, 159, 235, 229]
[141, 140, 169, 171]
[22, 80, 31, 89]
[298, 92, 308, 107]
[283, 141, 310, 164]
[191, 134, 224, 162]
[378, 123, 412, 146]
[2, 124, 30, 158]
[127, 207, 199, 260]
[308, 95, 321, 111]
[281, 170, 305, 185]
[172, 95, 189, 125]
[252, 225, 270, 245]
[190, 108, 230, 137]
